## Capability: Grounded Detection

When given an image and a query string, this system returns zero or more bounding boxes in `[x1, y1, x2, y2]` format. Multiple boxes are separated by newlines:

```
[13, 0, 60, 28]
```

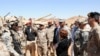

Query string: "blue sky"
[0, 0, 100, 19]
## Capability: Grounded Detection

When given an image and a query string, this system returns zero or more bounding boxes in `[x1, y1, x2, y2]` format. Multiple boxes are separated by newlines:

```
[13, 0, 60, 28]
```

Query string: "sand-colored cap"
[77, 18, 88, 24]
[8, 17, 17, 22]
[9, 21, 16, 25]
[59, 19, 65, 22]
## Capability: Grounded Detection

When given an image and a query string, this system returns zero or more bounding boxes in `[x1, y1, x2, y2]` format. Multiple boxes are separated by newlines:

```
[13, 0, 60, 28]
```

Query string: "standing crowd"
[0, 12, 100, 56]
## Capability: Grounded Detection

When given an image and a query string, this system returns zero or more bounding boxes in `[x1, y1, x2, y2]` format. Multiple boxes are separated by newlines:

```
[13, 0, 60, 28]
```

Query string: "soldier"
[37, 24, 48, 56]
[46, 21, 55, 56]
[87, 12, 100, 56]
[74, 18, 91, 56]
[10, 21, 23, 56]
[0, 21, 10, 56]
[1, 21, 21, 56]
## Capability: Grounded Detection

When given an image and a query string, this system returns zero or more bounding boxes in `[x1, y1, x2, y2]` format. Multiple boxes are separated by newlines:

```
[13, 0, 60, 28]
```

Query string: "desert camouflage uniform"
[1, 28, 20, 56]
[10, 29, 23, 55]
[0, 26, 10, 56]
[87, 25, 100, 56]
[74, 28, 89, 56]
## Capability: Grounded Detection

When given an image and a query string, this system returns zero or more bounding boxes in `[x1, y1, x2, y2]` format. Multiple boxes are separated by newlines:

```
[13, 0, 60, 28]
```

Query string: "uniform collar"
[92, 24, 100, 30]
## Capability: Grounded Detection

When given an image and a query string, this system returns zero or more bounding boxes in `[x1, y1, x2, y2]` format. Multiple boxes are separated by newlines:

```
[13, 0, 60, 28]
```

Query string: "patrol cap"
[9, 21, 15, 25]
[39, 23, 44, 26]
[59, 19, 65, 22]
[77, 18, 88, 24]
[10, 20, 18, 24]
[8, 17, 17, 22]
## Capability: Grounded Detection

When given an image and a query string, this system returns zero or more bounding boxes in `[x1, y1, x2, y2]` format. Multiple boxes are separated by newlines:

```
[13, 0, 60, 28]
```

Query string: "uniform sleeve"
[36, 31, 39, 43]
[95, 29, 100, 49]
[1, 32, 20, 56]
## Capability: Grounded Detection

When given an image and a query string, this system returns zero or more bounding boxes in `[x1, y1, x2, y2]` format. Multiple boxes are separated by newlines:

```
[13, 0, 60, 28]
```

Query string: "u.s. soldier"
[87, 12, 100, 56]
[0, 21, 10, 56]
[74, 18, 90, 56]
[1, 21, 21, 56]
[10, 21, 23, 56]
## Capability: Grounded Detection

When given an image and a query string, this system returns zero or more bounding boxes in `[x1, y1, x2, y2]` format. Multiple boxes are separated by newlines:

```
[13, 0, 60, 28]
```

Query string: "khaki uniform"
[46, 26, 55, 56]
[46, 26, 55, 42]
[37, 29, 48, 56]
[87, 25, 100, 56]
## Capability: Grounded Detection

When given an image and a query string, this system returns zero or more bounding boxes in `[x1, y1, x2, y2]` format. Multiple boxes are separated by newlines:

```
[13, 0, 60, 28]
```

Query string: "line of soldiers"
[0, 11, 100, 56]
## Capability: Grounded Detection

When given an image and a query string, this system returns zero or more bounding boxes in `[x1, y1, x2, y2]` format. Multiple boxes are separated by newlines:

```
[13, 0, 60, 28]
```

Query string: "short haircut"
[88, 12, 100, 23]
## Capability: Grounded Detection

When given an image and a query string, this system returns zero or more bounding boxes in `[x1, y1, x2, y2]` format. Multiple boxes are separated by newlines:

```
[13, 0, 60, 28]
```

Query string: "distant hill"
[33, 16, 86, 26]
[65, 16, 86, 27]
